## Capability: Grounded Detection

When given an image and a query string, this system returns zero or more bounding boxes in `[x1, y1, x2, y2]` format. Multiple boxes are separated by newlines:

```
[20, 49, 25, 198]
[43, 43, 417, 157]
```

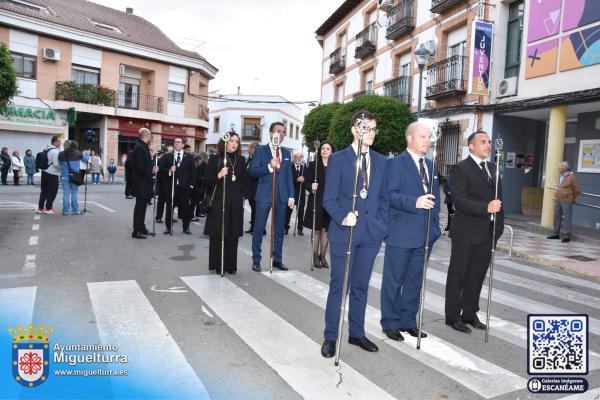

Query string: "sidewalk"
[439, 212, 600, 279]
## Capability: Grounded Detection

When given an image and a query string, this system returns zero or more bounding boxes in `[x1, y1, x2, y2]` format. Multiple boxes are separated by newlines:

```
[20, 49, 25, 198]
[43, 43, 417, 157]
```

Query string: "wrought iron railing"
[430, 0, 468, 14]
[425, 55, 467, 99]
[329, 47, 346, 74]
[436, 119, 461, 178]
[386, 0, 415, 40]
[56, 81, 163, 113]
[355, 23, 378, 58]
[383, 75, 411, 104]
[353, 89, 374, 99]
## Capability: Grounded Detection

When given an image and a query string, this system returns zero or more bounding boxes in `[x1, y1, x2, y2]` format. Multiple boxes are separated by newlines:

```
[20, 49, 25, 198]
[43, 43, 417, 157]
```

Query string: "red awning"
[161, 132, 188, 140]
[119, 130, 139, 138]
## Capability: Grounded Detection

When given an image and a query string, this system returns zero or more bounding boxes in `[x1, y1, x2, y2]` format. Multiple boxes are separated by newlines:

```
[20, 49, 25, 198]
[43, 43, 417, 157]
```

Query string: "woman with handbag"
[303, 141, 335, 269]
[10, 150, 24, 185]
[58, 140, 89, 215]
[203, 133, 246, 274]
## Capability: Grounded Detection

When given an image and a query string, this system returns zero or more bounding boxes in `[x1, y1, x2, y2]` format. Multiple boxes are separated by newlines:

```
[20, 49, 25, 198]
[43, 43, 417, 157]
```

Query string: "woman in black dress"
[191, 152, 208, 220]
[303, 141, 335, 269]
[203, 133, 247, 274]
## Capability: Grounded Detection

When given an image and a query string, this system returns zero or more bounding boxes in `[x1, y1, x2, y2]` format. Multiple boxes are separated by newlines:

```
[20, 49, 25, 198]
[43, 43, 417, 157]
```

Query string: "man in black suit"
[245, 141, 259, 233]
[130, 128, 155, 239]
[445, 130, 503, 334]
[159, 138, 196, 235]
[285, 152, 306, 235]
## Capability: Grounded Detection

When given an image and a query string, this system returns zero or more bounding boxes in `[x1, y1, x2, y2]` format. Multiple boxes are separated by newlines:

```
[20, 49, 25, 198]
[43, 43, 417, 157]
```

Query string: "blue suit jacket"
[385, 151, 441, 248]
[324, 145, 389, 245]
[249, 144, 295, 204]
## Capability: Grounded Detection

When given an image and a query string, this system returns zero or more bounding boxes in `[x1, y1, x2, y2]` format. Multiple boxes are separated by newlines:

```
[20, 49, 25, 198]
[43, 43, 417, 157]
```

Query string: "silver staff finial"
[272, 133, 280, 147]
[354, 113, 370, 138]
[222, 132, 231, 143]
[495, 136, 503, 152]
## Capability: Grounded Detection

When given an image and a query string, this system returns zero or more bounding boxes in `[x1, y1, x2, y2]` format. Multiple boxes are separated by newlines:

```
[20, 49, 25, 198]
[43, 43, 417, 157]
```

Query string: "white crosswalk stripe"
[263, 270, 527, 399]
[87, 280, 211, 399]
[182, 275, 396, 400]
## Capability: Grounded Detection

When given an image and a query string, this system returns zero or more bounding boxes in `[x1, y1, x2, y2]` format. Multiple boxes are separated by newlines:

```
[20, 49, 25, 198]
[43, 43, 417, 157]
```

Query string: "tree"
[0, 42, 19, 110]
[302, 103, 342, 152]
[328, 95, 414, 156]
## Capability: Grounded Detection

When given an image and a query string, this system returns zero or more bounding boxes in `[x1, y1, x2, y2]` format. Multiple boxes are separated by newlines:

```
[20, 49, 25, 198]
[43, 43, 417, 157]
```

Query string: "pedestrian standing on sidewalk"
[89, 150, 102, 184]
[24, 149, 36, 185]
[107, 159, 117, 183]
[37, 136, 62, 214]
[0, 147, 11, 185]
[59, 141, 89, 215]
[10, 150, 24, 185]
[547, 161, 580, 243]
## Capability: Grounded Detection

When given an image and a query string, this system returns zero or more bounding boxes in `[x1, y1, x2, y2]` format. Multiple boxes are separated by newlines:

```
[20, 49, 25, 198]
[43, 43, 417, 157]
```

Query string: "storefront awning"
[0, 121, 65, 134]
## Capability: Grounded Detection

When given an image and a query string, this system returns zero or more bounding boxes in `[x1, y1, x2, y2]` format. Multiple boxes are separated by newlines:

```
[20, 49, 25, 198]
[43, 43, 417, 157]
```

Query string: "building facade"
[0, 0, 217, 173]
[207, 95, 305, 158]
[316, 0, 600, 230]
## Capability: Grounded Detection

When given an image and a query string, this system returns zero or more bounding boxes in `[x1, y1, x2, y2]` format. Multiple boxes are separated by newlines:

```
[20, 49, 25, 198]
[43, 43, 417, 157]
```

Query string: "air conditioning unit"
[496, 77, 518, 98]
[119, 64, 126, 76]
[42, 48, 61, 61]
[378, 0, 394, 12]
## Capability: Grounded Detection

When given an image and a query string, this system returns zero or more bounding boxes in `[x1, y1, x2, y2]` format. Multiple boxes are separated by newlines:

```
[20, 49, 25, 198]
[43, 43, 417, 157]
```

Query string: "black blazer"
[244, 155, 258, 200]
[448, 156, 504, 245]
[130, 139, 153, 199]
[158, 152, 196, 191]
[291, 163, 306, 203]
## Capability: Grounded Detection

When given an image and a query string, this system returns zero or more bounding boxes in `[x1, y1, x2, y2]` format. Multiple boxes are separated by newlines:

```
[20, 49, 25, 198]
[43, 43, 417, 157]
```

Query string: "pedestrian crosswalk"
[1, 255, 598, 399]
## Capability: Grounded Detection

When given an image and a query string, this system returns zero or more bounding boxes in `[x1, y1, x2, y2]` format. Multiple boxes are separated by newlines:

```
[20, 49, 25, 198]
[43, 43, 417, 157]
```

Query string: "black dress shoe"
[547, 234, 560, 239]
[401, 328, 427, 338]
[319, 256, 329, 269]
[245, 229, 253, 234]
[227, 270, 237, 275]
[348, 336, 378, 352]
[313, 255, 322, 269]
[462, 316, 486, 330]
[284, 229, 289, 235]
[140, 228, 151, 235]
[321, 340, 336, 358]
[155, 218, 163, 223]
[191, 217, 199, 222]
[273, 262, 288, 271]
[561, 238, 570, 243]
[297, 230, 304, 236]
[382, 329, 404, 341]
[252, 263, 261, 272]
[131, 231, 147, 239]
[446, 319, 472, 333]
[183, 229, 192, 234]
[163, 228, 172, 235]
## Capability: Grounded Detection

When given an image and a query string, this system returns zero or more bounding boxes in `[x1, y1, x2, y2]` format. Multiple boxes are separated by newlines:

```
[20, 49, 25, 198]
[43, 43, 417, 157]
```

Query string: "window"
[10, 52, 36, 79]
[334, 82, 344, 102]
[71, 66, 99, 85]
[213, 117, 220, 133]
[92, 21, 122, 34]
[119, 82, 139, 109]
[6, 0, 49, 13]
[364, 69, 374, 93]
[400, 63, 410, 77]
[448, 41, 466, 82]
[505, 0, 524, 78]
[288, 123, 293, 137]
[168, 83, 184, 103]
[295, 125, 299, 140]
[242, 117, 261, 138]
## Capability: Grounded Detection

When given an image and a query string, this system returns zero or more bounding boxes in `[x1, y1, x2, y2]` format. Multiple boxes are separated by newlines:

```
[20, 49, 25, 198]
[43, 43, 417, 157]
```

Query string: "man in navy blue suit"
[321, 111, 389, 358]
[380, 121, 441, 342]
[249, 122, 295, 272]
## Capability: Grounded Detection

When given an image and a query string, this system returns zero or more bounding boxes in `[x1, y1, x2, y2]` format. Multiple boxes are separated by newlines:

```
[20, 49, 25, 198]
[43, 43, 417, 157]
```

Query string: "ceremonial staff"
[270, 134, 281, 274]
[169, 147, 176, 236]
[334, 115, 367, 367]
[485, 136, 503, 343]
[293, 166, 302, 237]
[150, 150, 160, 236]
[220, 132, 231, 278]
[416, 125, 441, 350]
[310, 140, 320, 271]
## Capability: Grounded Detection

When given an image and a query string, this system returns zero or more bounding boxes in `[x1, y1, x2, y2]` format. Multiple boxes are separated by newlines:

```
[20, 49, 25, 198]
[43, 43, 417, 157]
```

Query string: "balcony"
[383, 76, 411, 104]
[354, 23, 377, 59]
[430, 0, 468, 14]
[352, 89, 374, 99]
[55, 81, 164, 113]
[385, 0, 415, 41]
[425, 55, 468, 100]
[199, 105, 209, 121]
[329, 47, 346, 75]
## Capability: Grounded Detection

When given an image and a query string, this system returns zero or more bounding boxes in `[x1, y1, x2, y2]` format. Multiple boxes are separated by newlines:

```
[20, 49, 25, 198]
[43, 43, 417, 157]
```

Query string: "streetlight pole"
[415, 44, 431, 118]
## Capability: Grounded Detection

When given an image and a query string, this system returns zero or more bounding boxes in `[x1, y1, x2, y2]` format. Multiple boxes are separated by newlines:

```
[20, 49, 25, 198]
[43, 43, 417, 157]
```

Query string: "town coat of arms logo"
[9, 324, 52, 388]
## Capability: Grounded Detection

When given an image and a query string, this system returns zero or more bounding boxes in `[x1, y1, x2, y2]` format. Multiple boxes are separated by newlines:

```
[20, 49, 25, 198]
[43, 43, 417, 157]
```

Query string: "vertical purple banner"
[470, 21, 493, 95]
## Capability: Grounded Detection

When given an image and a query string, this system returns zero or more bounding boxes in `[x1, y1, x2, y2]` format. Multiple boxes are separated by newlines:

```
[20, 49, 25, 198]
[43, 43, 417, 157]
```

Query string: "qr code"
[528, 314, 588, 375]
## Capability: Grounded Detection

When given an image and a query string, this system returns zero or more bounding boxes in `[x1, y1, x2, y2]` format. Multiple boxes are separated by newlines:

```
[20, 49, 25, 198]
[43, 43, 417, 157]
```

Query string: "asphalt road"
[0, 183, 598, 400]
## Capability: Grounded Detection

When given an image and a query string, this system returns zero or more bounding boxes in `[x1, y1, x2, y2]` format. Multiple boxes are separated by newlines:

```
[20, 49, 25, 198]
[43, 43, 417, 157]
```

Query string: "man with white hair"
[286, 151, 306, 235]
[547, 161, 580, 243]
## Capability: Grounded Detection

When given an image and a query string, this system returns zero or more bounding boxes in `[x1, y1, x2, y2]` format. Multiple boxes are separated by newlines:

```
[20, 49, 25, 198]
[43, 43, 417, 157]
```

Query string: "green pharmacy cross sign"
[0, 105, 56, 124]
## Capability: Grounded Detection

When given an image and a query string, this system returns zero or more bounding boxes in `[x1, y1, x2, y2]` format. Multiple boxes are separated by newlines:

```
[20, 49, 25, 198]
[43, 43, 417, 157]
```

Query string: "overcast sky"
[91, 0, 341, 109]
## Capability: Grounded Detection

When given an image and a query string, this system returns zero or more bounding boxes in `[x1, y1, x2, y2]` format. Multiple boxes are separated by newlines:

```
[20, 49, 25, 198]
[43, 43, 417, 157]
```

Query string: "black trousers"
[209, 235, 239, 272]
[156, 192, 166, 219]
[165, 187, 191, 230]
[445, 231, 493, 322]
[125, 180, 134, 197]
[286, 197, 305, 232]
[133, 196, 150, 232]
[38, 172, 59, 209]
[248, 199, 256, 230]
[13, 170, 20, 185]
[1, 168, 8, 184]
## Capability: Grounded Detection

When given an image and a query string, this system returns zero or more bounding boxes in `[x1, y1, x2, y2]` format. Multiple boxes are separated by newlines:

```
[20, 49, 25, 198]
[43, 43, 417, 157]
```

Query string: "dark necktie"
[419, 158, 428, 188]
[361, 152, 368, 188]
[176, 153, 181, 165]
[480, 161, 491, 184]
